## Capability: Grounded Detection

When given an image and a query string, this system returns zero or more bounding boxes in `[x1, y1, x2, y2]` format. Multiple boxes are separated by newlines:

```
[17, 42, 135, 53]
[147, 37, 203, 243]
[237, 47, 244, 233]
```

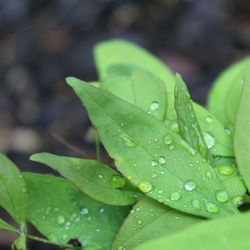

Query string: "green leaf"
[0, 154, 27, 225]
[25, 173, 129, 249]
[102, 64, 167, 121]
[207, 57, 250, 127]
[112, 196, 201, 250]
[12, 235, 26, 250]
[30, 152, 140, 206]
[134, 212, 250, 250]
[67, 77, 238, 218]
[193, 103, 233, 157]
[234, 72, 250, 192]
[174, 74, 208, 159]
[0, 218, 18, 233]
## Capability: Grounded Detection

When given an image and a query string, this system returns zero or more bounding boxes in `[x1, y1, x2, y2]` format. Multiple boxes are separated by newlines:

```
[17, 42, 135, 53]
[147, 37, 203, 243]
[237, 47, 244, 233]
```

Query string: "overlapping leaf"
[67, 77, 238, 218]
[112, 196, 201, 250]
[30, 153, 140, 206]
[25, 173, 129, 249]
[134, 212, 250, 250]
[0, 218, 18, 233]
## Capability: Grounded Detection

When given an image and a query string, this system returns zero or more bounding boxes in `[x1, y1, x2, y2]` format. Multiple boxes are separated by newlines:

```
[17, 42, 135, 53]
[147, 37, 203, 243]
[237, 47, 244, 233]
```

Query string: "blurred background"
[0, 0, 250, 249]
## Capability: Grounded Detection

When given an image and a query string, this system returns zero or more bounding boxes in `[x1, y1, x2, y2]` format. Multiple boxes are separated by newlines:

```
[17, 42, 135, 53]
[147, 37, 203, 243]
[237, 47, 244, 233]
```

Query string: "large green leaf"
[0, 218, 18, 233]
[102, 64, 167, 121]
[134, 212, 250, 250]
[174, 74, 208, 159]
[234, 72, 250, 192]
[67, 77, 238, 218]
[207, 57, 250, 127]
[30, 153, 140, 206]
[0, 154, 27, 226]
[25, 173, 129, 249]
[112, 196, 201, 250]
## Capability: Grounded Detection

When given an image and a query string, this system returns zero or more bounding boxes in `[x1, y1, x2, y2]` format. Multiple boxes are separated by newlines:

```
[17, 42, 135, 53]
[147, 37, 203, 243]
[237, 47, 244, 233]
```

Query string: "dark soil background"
[0, 0, 250, 249]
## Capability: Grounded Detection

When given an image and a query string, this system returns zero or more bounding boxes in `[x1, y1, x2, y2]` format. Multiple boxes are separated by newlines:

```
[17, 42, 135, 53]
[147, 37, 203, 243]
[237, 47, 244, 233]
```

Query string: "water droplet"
[110, 175, 126, 188]
[179, 139, 196, 156]
[217, 165, 235, 176]
[205, 116, 213, 123]
[98, 174, 103, 179]
[138, 220, 142, 225]
[184, 180, 196, 191]
[151, 160, 157, 167]
[138, 181, 153, 193]
[121, 134, 137, 147]
[57, 215, 65, 225]
[216, 191, 229, 203]
[170, 122, 179, 133]
[150, 101, 159, 111]
[168, 145, 175, 150]
[170, 192, 181, 201]
[99, 208, 105, 213]
[96, 228, 101, 232]
[158, 156, 166, 165]
[192, 199, 201, 210]
[232, 196, 244, 207]
[48, 233, 57, 242]
[203, 132, 215, 149]
[80, 208, 89, 215]
[205, 202, 219, 213]
[62, 234, 68, 240]
[163, 134, 173, 145]
[118, 246, 124, 250]
[225, 127, 232, 135]
[152, 173, 157, 178]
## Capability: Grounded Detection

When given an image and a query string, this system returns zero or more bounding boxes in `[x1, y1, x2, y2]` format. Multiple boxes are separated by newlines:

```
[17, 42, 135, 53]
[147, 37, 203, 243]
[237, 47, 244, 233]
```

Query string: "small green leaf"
[102, 64, 167, 120]
[25, 173, 129, 249]
[112, 196, 201, 250]
[0, 154, 27, 226]
[30, 152, 140, 206]
[234, 72, 250, 192]
[207, 57, 250, 127]
[0, 218, 18, 233]
[12, 235, 26, 250]
[134, 212, 250, 250]
[67, 78, 238, 218]
[174, 74, 208, 159]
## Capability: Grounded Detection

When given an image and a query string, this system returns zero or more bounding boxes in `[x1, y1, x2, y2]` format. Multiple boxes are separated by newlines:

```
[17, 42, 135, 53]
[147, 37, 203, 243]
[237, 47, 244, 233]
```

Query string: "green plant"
[1, 39, 250, 250]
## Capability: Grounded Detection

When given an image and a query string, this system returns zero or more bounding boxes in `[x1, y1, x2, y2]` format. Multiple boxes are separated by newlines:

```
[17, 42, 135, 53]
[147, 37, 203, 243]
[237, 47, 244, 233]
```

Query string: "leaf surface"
[30, 153, 140, 206]
[67, 77, 238, 218]
[112, 196, 201, 250]
[134, 212, 250, 250]
[25, 173, 129, 249]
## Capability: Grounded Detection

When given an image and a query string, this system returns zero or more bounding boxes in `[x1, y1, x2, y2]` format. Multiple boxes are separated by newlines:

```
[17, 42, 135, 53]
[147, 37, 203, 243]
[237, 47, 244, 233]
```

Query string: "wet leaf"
[0, 154, 27, 226]
[112, 196, 201, 250]
[30, 152, 140, 206]
[67, 77, 238, 218]
[102, 64, 167, 121]
[174, 74, 208, 159]
[134, 212, 250, 250]
[207, 57, 250, 127]
[234, 72, 250, 192]
[25, 173, 129, 249]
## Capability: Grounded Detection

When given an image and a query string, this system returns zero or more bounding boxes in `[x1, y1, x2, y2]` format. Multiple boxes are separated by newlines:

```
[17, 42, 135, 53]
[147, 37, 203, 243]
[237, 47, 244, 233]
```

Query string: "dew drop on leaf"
[205, 115, 213, 123]
[192, 199, 201, 210]
[80, 207, 89, 215]
[151, 160, 157, 167]
[121, 134, 137, 147]
[158, 156, 166, 165]
[168, 145, 175, 150]
[170, 191, 181, 201]
[163, 134, 173, 145]
[216, 190, 229, 203]
[150, 101, 159, 111]
[138, 181, 153, 193]
[184, 180, 196, 191]
[216, 165, 235, 176]
[110, 175, 126, 188]
[203, 132, 215, 149]
[232, 196, 244, 207]
[205, 202, 219, 213]
[57, 215, 65, 225]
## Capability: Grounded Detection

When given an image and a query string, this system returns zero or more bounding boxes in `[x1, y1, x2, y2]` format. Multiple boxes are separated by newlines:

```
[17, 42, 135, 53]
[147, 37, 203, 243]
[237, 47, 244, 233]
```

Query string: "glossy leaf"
[67, 77, 238, 218]
[0, 218, 18, 233]
[174, 74, 208, 159]
[112, 196, 201, 250]
[102, 64, 167, 121]
[0, 154, 27, 225]
[234, 72, 250, 192]
[207, 57, 250, 127]
[25, 173, 129, 249]
[134, 212, 250, 250]
[30, 152, 140, 206]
